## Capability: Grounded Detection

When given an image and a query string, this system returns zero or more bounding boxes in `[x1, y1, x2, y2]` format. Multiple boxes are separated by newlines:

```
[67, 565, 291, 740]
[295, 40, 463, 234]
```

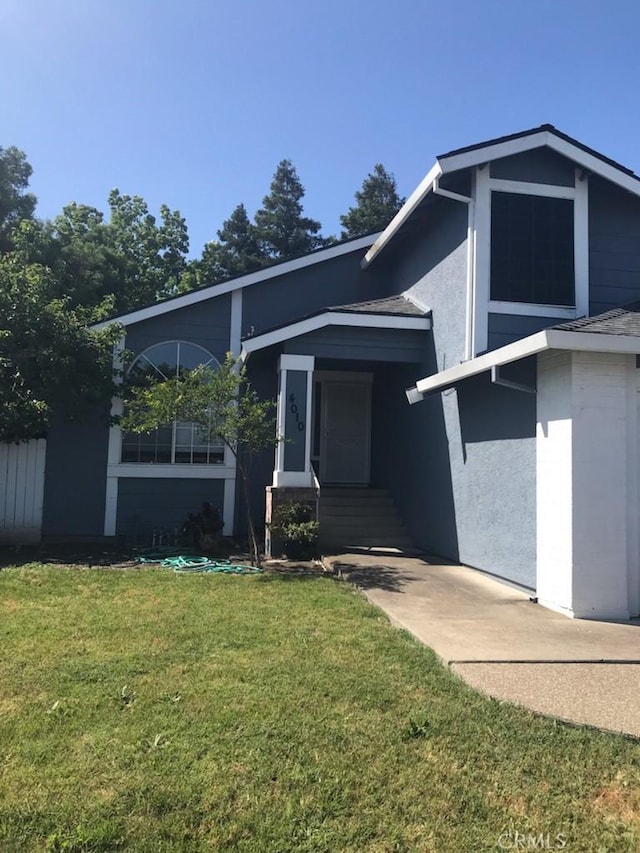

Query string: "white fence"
[0, 440, 46, 543]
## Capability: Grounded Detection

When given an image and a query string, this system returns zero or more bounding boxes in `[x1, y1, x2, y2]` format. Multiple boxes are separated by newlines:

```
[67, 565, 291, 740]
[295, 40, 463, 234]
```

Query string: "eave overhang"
[241, 309, 431, 360]
[406, 328, 640, 404]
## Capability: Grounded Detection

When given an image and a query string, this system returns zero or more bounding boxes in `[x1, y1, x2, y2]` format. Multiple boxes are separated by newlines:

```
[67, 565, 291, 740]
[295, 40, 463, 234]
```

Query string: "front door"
[320, 380, 371, 484]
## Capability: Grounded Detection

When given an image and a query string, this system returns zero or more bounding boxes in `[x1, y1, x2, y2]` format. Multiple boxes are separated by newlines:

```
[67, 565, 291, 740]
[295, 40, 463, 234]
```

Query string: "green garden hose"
[134, 549, 261, 574]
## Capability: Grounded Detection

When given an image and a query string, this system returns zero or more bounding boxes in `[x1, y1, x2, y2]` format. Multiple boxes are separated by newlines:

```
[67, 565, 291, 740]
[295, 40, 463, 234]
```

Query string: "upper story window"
[121, 341, 225, 465]
[490, 191, 575, 307]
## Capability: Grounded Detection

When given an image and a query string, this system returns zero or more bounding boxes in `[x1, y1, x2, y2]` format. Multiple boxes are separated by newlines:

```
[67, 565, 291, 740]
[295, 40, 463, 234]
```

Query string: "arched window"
[121, 341, 225, 465]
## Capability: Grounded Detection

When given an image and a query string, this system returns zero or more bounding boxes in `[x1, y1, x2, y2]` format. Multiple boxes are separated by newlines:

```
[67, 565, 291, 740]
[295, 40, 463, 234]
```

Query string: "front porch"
[240, 295, 432, 553]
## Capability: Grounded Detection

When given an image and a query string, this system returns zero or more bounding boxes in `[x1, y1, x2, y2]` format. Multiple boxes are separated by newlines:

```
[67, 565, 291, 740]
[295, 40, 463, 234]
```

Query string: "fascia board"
[92, 233, 379, 331]
[414, 331, 550, 394]
[362, 162, 442, 268]
[242, 311, 431, 356]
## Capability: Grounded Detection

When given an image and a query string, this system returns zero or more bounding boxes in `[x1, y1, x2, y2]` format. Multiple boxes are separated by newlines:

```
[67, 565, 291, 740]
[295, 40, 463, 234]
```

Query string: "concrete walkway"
[324, 552, 640, 738]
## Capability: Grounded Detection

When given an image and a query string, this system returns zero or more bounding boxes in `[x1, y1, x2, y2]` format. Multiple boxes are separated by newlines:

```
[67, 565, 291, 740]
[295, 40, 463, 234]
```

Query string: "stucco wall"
[375, 198, 537, 586]
[537, 350, 639, 619]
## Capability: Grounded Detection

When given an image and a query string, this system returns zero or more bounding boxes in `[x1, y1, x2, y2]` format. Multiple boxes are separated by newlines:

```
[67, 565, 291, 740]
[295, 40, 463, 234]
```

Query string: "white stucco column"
[537, 350, 639, 619]
[273, 354, 315, 487]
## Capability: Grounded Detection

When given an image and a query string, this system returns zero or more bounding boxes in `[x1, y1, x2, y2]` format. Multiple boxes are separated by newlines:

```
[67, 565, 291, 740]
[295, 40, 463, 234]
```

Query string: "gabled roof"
[93, 232, 380, 330]
[364, 124, 640, 268]
[241, 294, 430, 358]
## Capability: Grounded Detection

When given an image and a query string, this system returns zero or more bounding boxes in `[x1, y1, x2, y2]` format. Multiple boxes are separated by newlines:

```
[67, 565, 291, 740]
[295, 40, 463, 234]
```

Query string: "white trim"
[574, 168, 589, 319]
[465, 184, 476, 361]
[489, 178, 576, 199]
[364, 127, 640, 270]
[411, 327, 640, 398]
[546, 329, 640, 354]
[104, 477, 118, 536]
[440, 130, 551, 174]
[229, 288, 243, 356]
[93, 234, 379, 330]
[362, 162, 442, 268]
[279, 354, 315, 372]
[304, 367, 314, 480]
[473, 166, 491, 354]
[273, 354, 315, 483]
[242, 311, 430, 356]
[272, 471, 316, 487]
[414, 330, 550, 396]
[488, 301, 577, 319]
[107, 463, 236, 479]
[223, 477, 236, 536]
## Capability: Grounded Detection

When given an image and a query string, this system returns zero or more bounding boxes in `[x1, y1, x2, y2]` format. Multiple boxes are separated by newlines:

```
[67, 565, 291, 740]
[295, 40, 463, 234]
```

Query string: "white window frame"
[120, 341, 227, 467]
[472, 167, 588, 354]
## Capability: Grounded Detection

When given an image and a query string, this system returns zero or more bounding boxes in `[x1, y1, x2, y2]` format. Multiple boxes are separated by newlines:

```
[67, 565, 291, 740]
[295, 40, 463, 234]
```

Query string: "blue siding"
[125, 293, 232, 363]
[490, 149, 575, 186]
[488, 313, 561, 351]
[285, 326, 427, 362]
[242, 249, 379, 337]
[42, 418, 110, 538]
[589, 176, 640, 314]
[116, 478, 225, 539]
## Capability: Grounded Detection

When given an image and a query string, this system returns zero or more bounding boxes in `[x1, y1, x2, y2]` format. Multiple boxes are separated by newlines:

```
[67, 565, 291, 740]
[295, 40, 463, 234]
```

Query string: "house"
[3, 124, 640, 621]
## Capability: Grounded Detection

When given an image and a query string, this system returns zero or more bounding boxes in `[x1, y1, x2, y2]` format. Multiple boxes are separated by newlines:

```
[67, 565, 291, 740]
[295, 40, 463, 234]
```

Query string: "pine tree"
[254, 160, 323, 260]
[199, 203, 266, 284]
[340, 164, 404, 239]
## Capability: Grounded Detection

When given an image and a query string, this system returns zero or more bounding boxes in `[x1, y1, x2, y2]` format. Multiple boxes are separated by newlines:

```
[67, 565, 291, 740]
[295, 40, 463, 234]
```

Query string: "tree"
[107, 190, 190, 311]
[0, 146, 37, 253]
[340, 164, 404, 239]
[0, 252, 121, 443]
[254, 160, 324, 260]
[198, 203, 266, 284]
[121, 355, 277, 565]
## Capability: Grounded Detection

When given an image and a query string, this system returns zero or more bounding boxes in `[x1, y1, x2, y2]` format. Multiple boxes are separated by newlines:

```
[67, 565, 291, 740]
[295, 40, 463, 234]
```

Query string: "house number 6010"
[289, 393, 305, 432]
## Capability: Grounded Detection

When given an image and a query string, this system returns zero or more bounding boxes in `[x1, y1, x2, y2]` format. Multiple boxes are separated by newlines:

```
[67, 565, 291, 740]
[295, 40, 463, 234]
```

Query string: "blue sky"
[2, 0, 640, 256]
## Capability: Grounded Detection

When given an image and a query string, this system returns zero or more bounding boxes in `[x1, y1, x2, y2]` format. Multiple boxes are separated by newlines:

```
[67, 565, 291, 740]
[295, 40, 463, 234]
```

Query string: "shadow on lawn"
[0, 543, 136, 570]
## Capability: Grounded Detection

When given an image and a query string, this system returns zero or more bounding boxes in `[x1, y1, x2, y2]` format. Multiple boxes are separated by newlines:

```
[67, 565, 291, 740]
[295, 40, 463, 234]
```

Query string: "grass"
[0, 560, 639, 851]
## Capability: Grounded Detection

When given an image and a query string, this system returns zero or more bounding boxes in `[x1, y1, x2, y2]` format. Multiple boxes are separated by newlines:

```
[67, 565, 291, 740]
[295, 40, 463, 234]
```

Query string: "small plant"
[269, 502, 319, 560]
[402, 717, 430, 740]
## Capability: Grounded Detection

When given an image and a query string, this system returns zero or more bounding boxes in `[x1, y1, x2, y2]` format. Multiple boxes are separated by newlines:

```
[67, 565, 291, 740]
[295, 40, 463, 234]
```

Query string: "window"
[121, 341, 225, 465]
[490, 192, 575, 306]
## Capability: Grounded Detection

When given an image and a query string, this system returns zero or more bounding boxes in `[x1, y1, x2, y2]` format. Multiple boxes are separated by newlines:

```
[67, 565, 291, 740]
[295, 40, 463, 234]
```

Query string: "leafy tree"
[121, 355, 277, 565]
[107, 190, 189, 311]
[0, 252, 121, 442]
[0, 146, 37, 253]
[340, 164, 404, 239]
[198, 203, 266, 284]
[254, 160, 324, 260]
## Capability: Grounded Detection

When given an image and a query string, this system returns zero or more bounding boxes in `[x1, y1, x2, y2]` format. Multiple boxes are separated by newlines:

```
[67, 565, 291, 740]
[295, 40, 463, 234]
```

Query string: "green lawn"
[1, 562, 639, 852]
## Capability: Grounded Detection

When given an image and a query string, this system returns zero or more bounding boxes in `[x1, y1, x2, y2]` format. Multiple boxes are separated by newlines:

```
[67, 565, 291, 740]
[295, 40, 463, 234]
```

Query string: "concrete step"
[318, 486, 413, 551]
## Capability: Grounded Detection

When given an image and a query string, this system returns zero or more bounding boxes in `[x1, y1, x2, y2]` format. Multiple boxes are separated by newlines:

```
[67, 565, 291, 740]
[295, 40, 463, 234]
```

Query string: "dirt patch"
[593, 771, 640, 825]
